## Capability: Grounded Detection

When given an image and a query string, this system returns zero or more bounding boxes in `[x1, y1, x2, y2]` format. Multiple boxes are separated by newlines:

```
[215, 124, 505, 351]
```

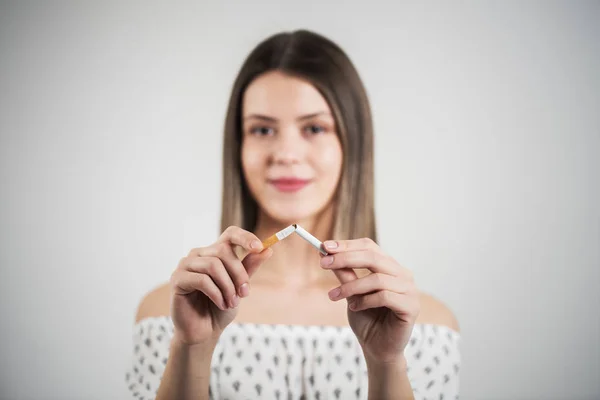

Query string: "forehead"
[242, 71, 332, 118]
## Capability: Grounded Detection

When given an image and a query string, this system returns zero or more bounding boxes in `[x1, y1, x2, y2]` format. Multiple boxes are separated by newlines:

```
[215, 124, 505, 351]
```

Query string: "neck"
[252, 205, 336, 288]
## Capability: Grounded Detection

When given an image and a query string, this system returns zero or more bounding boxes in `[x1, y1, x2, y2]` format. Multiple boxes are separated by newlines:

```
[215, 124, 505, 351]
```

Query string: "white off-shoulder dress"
[126, 317, 460, 400]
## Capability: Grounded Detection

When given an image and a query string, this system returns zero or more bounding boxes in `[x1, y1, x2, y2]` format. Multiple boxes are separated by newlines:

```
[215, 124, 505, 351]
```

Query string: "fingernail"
[328, 287, 341, 300]
[239, 283, 250, 298]
[320, 255, 334, 266]
[348, 299, 357, 310]
[324, 240, 338, 249]
[231, 295, 240, 308]
[251, 240, 262, 250]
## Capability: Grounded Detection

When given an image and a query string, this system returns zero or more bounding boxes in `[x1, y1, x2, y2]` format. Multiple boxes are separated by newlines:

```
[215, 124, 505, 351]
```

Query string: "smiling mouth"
[268, 178, 312, 193]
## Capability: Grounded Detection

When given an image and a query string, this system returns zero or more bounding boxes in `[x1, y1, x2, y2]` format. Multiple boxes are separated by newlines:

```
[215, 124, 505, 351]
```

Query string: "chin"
[262, 203, 324, 225]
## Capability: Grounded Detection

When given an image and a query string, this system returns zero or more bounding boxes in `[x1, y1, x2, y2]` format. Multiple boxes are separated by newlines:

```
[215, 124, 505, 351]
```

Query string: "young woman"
[127, 30, 460, 400]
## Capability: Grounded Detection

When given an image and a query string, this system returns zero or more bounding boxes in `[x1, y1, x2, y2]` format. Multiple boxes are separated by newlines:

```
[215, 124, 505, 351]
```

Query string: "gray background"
[1, 1, 599, 399]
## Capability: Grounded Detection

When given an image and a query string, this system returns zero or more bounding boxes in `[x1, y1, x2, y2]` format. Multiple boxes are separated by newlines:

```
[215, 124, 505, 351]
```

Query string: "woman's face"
[241, 71, 343, 225]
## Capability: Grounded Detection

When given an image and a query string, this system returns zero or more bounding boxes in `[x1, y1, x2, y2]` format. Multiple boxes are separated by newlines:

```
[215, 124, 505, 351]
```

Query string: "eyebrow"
[243, 112, 331, 122]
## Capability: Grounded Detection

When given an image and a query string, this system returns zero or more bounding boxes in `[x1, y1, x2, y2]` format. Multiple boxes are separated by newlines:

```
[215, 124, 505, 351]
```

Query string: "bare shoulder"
[135, 282, 171, 323]
[416, 291, 460, 333]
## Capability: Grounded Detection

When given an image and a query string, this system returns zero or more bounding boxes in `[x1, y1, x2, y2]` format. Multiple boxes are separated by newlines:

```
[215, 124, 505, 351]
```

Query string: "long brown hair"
[220, 30, 377, 242]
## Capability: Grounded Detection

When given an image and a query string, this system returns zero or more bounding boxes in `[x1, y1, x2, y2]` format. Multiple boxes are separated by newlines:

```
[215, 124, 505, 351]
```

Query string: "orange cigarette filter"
[261, 224, 296, 249]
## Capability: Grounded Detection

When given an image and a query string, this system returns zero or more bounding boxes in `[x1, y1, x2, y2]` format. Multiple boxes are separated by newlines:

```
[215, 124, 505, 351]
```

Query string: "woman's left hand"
[320, 238, 420, 364]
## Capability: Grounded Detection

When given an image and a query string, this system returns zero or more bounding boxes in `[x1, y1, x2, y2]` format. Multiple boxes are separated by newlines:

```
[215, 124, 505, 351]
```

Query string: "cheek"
[314, 139, 343, 183]
[241, 142, 265, 182]
[242, 142, 260, 173]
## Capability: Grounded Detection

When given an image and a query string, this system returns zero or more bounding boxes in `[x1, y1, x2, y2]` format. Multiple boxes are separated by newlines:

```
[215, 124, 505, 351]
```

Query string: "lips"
[269, 178, 311, 193]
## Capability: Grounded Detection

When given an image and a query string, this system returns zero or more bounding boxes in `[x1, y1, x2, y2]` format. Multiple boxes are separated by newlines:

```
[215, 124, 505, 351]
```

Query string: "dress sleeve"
[125, 318, 172, 400]
[407, 325, 461, 400]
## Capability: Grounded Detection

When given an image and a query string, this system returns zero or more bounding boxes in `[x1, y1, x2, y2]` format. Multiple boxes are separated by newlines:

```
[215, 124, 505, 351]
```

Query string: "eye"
[249, 126, 275, 136]
[304, 124, 326, 135]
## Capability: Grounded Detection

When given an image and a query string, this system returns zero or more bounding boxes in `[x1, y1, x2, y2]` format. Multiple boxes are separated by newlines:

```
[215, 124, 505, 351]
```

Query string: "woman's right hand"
[169, 226, 272, 346]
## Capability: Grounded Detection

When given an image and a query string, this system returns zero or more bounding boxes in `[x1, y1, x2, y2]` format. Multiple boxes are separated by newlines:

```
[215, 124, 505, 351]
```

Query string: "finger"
[349, 291, 419, 319]
[242, 248, 273, 278]
[328, 273, 408, 301]
[331, 268, 358, 285]
[320, 250, 397, 275]
[183, 256, 238, 309]
[170, 270, 227, 311]
[322, 237, 379, 254]
[218, 226, 264, 253]
[194, 243, 251, 298]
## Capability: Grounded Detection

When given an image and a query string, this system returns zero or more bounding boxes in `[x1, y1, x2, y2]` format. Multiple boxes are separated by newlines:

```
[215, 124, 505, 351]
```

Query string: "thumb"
[331, 268, 358, 310]
[242, 247, 273, 278]
[319, 251, 358, 285]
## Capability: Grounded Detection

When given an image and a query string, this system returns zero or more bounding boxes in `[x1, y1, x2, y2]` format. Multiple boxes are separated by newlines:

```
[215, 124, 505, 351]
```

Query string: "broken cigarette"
[261, 224, 296, 249]
[293, 224, 328, 255]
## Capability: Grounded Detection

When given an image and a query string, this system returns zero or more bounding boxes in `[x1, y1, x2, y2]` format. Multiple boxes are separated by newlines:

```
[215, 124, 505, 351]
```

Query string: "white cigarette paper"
[293, 224, 328, 255]
[262, 224, 296, 248]
[276, 224, 296, 240]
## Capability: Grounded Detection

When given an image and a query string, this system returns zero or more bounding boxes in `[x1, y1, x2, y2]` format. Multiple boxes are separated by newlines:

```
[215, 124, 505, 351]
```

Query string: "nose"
[271, 129, 304, 165]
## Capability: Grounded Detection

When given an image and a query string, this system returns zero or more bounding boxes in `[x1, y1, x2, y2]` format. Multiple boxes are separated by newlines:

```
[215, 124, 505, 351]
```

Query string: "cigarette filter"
[293, 224, 328, 255]
[261, 224, 296, 249]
